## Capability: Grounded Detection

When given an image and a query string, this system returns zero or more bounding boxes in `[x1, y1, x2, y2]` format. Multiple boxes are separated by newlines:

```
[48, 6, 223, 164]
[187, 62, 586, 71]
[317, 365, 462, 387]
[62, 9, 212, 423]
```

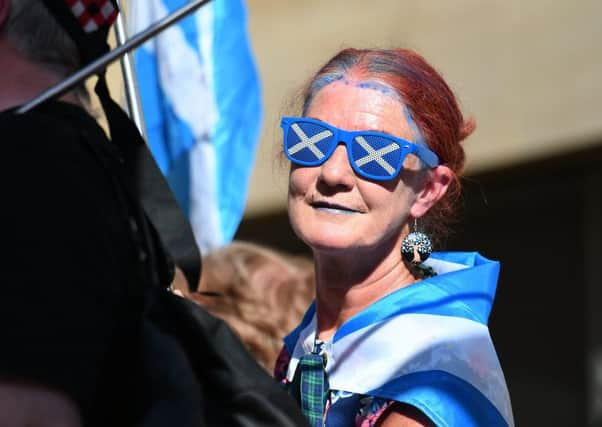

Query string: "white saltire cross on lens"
[353, 136, 401, 176]
[288, 123, 333, 160]
[281, 116, 440, 181]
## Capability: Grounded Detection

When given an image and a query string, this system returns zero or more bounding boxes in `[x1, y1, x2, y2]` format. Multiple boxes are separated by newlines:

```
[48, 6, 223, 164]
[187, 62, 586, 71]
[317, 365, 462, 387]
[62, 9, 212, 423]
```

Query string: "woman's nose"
[318, 144, 355, 188]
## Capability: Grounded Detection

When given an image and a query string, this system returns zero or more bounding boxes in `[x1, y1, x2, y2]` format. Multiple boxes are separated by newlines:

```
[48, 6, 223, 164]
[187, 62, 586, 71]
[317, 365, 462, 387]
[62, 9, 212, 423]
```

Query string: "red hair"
[301, 48, 475, 244]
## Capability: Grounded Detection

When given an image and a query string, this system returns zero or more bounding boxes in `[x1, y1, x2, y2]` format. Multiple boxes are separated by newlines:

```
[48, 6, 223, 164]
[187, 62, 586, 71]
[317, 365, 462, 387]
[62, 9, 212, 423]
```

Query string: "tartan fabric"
[40, 0, 118, 64]
[65, 0, 118, 33]
[299, 353, 329, 427]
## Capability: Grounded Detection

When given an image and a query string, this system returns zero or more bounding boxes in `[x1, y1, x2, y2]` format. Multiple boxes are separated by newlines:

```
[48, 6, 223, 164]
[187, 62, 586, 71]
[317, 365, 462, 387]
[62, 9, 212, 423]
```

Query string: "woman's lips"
[311, 201, 361, 215]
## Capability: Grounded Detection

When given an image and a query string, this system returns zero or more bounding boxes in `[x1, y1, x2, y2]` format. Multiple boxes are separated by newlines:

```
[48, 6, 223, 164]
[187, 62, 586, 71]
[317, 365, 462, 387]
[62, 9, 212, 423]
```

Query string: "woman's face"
[287, 80, 425, 256]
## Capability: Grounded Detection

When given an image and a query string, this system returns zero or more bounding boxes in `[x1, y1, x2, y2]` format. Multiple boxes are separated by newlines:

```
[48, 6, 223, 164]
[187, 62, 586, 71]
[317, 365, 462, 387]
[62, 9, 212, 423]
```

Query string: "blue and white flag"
[129, 0, 262, 252]
[284, 252, 514, 427]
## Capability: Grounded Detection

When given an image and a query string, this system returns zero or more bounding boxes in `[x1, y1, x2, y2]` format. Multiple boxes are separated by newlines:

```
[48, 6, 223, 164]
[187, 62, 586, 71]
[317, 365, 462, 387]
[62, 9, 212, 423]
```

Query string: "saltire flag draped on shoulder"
[128, 0, 262, 252]
[284, 252, 515, 427]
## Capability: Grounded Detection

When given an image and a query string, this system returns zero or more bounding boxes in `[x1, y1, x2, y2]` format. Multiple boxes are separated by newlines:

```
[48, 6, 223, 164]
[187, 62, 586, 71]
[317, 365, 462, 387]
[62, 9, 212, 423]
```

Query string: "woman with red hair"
[275, 48, 514, 427]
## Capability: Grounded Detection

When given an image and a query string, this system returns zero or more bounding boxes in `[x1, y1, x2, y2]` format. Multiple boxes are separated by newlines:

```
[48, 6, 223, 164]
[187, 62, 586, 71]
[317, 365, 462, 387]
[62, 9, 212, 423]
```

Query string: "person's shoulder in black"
[0, 101, 147, 423]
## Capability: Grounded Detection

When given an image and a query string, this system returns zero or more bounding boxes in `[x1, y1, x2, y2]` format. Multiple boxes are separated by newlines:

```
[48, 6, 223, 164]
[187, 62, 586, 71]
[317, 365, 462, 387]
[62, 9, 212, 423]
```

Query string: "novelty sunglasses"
[281, 116, 439, 181]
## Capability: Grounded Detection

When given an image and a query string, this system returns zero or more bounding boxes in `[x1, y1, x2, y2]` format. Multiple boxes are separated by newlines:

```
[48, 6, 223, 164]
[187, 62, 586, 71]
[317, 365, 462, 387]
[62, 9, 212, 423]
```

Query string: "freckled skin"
[287, 80, 424, 260]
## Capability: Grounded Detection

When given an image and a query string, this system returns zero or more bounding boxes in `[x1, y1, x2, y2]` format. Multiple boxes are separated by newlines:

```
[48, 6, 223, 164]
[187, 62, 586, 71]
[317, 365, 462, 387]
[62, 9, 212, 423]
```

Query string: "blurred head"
[2, 0, 81, 78]
[190, 242, 314, 372]
[0, 0, 118, 105]
[286, 48, 474, 258]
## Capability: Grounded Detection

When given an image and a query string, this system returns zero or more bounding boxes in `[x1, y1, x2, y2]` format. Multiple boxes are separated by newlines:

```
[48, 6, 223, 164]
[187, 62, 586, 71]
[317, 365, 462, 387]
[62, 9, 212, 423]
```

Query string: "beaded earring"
[401, 219, 433, 265]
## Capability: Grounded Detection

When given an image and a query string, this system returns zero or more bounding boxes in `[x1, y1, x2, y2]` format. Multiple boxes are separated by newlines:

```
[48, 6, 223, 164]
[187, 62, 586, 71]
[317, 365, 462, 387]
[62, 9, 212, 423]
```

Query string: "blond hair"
[187, 241, 314, 373]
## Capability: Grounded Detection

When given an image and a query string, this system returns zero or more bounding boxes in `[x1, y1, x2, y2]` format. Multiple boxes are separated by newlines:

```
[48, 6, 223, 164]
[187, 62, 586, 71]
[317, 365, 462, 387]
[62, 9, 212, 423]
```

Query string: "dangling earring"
[401, 218, 433, 265]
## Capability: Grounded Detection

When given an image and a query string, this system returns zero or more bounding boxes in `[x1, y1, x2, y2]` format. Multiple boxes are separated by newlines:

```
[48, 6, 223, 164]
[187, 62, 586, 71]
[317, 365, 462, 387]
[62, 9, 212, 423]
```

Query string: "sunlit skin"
[287, 79, 452, 340]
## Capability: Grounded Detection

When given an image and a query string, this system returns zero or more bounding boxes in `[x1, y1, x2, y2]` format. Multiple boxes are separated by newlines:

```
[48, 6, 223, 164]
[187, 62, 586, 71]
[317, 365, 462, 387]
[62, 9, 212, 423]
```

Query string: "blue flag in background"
[129, 0, 262, 252]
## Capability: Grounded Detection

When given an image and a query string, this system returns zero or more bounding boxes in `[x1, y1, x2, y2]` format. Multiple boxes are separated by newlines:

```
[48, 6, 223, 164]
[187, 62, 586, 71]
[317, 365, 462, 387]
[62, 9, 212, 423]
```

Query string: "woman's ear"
[410, 165, 453, 218]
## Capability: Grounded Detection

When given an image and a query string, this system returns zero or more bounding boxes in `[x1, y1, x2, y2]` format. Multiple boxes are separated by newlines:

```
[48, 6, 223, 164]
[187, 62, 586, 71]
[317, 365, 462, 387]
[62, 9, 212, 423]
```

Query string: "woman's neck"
[313, 248, 417, 341]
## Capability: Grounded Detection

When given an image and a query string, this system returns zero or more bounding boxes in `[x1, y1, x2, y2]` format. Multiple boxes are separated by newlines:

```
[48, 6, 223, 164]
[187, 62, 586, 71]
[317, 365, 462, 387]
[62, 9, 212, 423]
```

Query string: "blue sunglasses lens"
[350, 134, 403, 179]
[284, 121, 335, 165]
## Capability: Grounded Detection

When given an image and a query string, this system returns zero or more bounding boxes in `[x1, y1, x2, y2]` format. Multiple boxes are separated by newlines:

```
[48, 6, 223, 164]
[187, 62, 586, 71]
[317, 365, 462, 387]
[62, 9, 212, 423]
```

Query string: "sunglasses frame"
[281, 116, 439, 181]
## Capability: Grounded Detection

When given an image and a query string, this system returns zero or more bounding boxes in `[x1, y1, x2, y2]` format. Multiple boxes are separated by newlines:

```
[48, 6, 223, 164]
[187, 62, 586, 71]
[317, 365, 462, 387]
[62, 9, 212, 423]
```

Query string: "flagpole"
[17, 0, 212, 114]
[114, 0, 147, 140]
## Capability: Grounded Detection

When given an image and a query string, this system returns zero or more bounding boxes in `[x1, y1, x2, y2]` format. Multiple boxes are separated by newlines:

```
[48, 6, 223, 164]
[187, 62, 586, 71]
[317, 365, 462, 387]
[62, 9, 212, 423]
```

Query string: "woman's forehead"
[307, 79, 426, 145]
[305, 80, 413, 139]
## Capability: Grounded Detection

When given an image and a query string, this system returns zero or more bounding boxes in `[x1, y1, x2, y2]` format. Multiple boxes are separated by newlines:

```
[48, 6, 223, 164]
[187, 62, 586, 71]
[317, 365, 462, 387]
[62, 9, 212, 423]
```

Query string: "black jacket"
[0, 101, 307, 427]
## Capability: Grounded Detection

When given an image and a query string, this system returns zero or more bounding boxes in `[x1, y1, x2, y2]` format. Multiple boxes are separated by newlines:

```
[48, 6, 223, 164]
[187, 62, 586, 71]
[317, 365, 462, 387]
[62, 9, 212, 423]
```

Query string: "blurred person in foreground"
[274, 48, 514, 427]
[178, 241, 314, 372]
[0, 1, 308, 426]
[0, 0, 202, 425]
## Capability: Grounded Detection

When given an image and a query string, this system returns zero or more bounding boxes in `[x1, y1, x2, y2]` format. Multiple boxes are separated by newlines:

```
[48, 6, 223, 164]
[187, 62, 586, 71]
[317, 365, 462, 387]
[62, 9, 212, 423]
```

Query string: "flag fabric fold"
[284, 252, 514, 427]
[129, 0, 262, 252]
